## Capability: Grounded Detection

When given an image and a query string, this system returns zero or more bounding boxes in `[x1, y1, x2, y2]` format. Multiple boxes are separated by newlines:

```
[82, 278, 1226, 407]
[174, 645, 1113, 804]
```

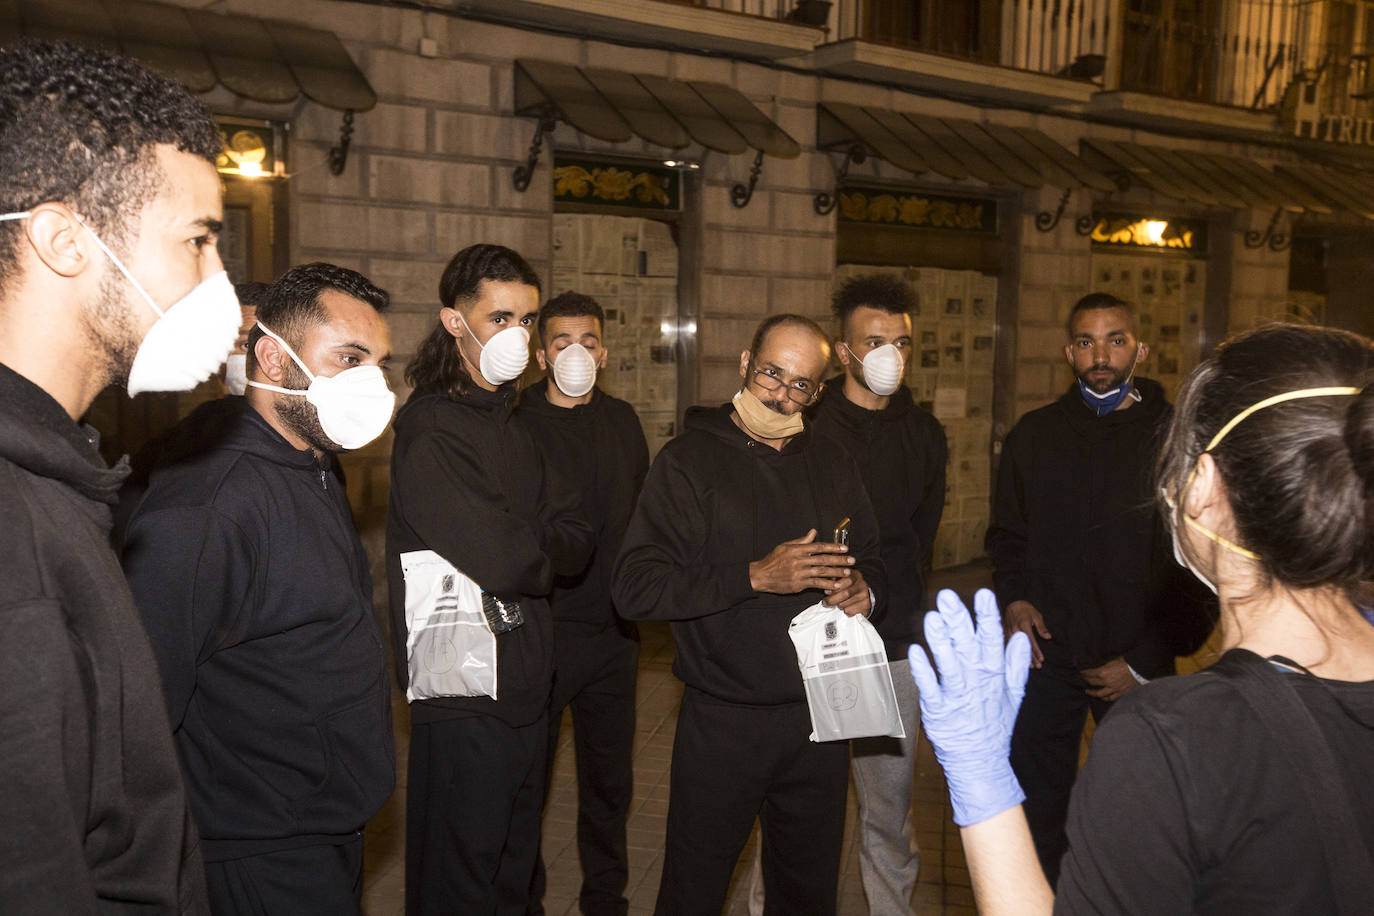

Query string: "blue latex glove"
[908, 588, 1032, 827]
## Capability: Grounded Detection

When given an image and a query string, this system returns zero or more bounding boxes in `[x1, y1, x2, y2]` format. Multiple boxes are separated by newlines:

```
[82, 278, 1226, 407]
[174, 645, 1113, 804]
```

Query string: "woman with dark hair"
[386, 244, 593, 914]
[910, 323, 1374, 914]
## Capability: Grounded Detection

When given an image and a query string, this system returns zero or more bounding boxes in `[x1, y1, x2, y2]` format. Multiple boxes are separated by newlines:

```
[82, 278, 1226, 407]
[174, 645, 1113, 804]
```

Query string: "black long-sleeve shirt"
[516, 383, 649, 631]
[810, 381, 946, 659]
[123, 404, 395, 858]
[985, 379, 1213, 675]
[386, 384, 595, 727]
[0, 363, 207, 912]
[613, 404, 886, 705]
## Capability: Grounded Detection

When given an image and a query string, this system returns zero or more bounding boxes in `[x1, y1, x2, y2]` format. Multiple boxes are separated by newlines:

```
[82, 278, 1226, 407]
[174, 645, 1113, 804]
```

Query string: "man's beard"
[273, 360, 343, 453]
[1078, 362, 1131, 394]
[81, 265, 142, 389]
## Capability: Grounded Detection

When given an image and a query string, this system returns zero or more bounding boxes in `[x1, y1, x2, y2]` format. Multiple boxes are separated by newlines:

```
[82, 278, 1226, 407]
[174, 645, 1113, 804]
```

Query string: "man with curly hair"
[0, 41, 230, 911]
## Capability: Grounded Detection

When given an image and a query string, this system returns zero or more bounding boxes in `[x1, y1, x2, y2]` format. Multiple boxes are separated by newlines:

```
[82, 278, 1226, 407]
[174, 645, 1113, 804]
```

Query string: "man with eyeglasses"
[614, 314, 886, 915]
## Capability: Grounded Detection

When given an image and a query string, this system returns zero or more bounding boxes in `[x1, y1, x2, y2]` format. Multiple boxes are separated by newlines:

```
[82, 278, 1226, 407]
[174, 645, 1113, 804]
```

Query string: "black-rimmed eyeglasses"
[749, 366, 821, 405]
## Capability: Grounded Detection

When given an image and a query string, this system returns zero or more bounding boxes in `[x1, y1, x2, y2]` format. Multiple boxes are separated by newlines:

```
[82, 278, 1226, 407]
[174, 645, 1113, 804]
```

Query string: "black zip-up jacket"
[985, 379, 1214, 676]
[386, 384, 595, 727]
[122, 402, 394, 860]
[0, 363, 207, 912]
[810, 381, 947, 660]
[516, 383, 649, 631]
[612, 404, 886, 705]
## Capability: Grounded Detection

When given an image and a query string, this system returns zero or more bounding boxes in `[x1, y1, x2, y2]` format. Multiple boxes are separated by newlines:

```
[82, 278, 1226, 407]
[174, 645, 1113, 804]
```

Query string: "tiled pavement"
[361, 563, 996, 915]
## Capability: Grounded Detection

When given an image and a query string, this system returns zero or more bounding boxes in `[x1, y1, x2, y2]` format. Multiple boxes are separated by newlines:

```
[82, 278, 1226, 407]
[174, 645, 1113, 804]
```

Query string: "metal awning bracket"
[1244, 208, 1291, 251]
[513, 111, 559, 192]
[731, 150, 765, 208]
[813, 144, 867, 216]
[327, 109, 355, 176]
[1035, 187, 1072, 232]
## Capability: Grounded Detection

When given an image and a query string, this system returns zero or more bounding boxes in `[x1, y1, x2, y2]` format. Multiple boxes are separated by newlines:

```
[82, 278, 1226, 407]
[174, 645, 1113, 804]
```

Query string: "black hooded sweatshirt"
[122, 402, 394, 860]
[386, 384, 595, 728]
[985, 378, 1214, 676]
[516, 383, 649, 631]
[810, 381, 947, 660]
[613, 404, 886, 706]
[0, 363, 207, 912]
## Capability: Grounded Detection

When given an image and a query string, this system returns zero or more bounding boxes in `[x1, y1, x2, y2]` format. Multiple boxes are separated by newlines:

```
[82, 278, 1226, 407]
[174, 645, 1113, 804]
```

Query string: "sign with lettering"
[1087, 214, 1206, 254]
[1282, 76, 1374, 146]
[553, 155, 680, 211]
[838, 185, 996, 233]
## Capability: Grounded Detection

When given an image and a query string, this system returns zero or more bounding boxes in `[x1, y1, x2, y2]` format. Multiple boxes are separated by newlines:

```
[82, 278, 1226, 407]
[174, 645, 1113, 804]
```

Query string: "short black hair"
[247, 263, 389, 374]
[832, 274, 916, 339]
[408, 244, 541, 400]
[0, 41, 222, 292]
[1066, 292, 1138, 337]
[234, 281, 271, 309]
[538, 291, 604, 343]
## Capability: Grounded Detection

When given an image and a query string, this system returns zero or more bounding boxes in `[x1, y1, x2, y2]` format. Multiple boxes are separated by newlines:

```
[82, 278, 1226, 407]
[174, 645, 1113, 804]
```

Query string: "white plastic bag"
[789, 602, 904, 742]
[399, 549, 498, 701]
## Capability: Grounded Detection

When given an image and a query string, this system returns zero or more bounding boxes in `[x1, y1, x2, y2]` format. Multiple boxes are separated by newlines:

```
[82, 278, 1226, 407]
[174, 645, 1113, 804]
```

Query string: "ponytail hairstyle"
[405, 244, 541, 400]
[1157, 323, 1374, 606]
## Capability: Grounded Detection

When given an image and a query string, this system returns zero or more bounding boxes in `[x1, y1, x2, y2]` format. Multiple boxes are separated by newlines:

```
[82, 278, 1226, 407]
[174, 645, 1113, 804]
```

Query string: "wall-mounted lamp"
[216, 121, 282, 179]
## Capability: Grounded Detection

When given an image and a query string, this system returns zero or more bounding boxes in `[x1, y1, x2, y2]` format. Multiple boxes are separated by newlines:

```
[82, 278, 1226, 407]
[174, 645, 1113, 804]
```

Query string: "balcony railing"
[655, 0, 1374, 124]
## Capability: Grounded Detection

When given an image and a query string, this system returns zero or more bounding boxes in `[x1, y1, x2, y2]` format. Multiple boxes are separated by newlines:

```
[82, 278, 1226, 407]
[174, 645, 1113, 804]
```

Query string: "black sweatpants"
[1009, 664, 1114, 887]
[204, 834, 364, 915]
[654, 688, 850, 916]
[406, 713, 548, 916]
[530, 625, 639, 916]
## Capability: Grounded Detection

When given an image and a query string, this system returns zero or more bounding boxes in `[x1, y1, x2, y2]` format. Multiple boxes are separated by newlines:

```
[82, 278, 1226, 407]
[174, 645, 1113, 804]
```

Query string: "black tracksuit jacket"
[123, 402, 395, 860]
[0, 362, 207, 912]
[386, 383, 595, 728]
[516, 383, 649, 632]
[809, 381, 947, 660]
[612, 404, 886, 706]
[985, 379, 1214, 676]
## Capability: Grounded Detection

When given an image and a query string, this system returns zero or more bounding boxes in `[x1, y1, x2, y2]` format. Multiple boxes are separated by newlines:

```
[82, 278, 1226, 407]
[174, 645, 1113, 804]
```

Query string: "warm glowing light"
[237, 161, 263, 178]
[1144, 220, 1168, 245]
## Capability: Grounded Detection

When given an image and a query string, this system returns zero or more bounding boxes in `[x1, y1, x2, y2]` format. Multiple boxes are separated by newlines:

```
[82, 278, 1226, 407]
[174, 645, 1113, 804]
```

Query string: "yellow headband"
[1181, 386, 1361, 562]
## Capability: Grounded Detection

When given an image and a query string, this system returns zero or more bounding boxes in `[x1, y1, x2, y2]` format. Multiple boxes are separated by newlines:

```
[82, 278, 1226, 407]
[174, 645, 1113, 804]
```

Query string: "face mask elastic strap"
[71, 214, 164, 318]
[0, 212, 32, 221]
[1172, 386, 1362, 562]
[1203, 386, 1361, 453]
[255, 321, 316, 383]
[245, 380, 301, 396]
[1183, 514, 1261, 561]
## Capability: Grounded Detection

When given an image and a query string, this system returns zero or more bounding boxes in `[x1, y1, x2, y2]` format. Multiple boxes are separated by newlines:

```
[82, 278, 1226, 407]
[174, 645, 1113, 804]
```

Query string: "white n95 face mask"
[454, 309, 529, 385]
[552, 343, 597, 398]
[848, 342, 905, 397]
[0, 211, 241, 396]
[223, 353, 248, 396]
[246, 322, 396, 450]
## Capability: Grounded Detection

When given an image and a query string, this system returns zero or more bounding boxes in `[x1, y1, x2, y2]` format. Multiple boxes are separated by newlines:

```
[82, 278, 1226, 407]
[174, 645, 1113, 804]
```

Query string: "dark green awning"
[0, 0, 375, 111]
[516, 59, 800, 159]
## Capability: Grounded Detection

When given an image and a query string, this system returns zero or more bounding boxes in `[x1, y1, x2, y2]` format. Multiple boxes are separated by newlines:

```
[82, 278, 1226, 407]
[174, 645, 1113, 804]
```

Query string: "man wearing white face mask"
[0, 42, 228, 911]
[388, 244, 595, 915]
[123, 263, 397, 915]
[519, 292, 649, 916]
[985, 292, 1215, 886]
[810, 274, 947, 915]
